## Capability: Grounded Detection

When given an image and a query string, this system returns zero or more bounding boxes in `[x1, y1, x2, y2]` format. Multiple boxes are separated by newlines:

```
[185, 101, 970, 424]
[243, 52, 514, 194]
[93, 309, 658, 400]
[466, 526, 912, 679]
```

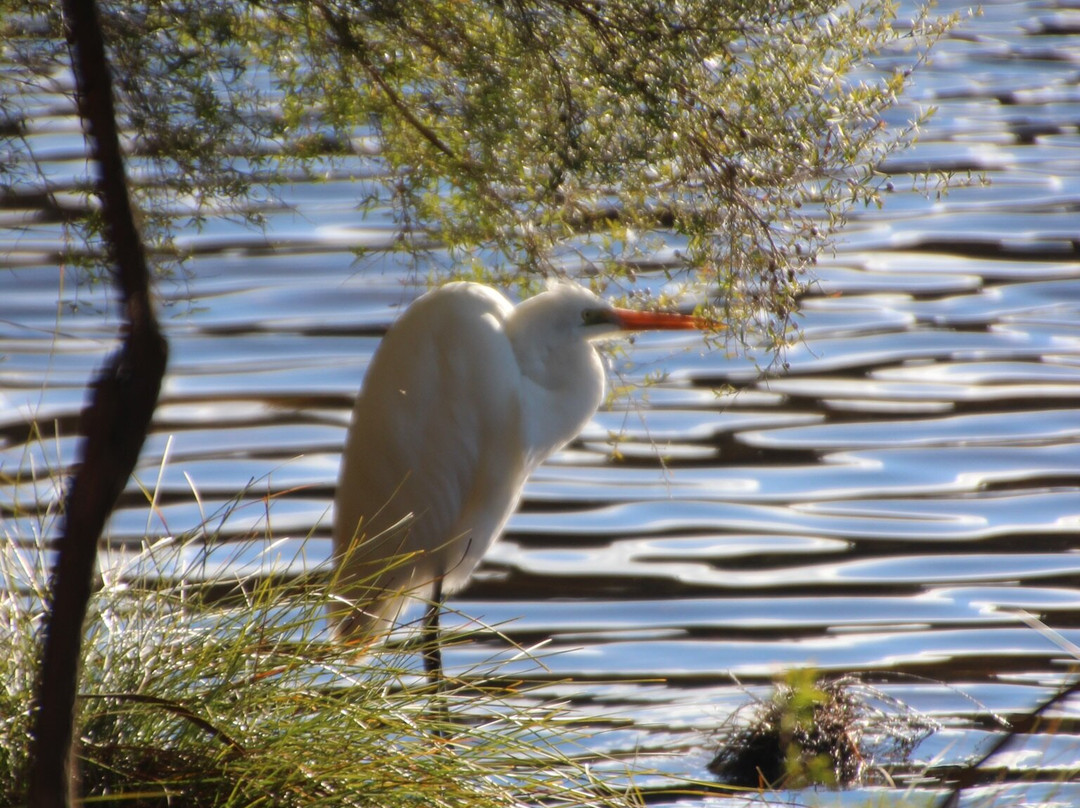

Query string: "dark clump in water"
[707, 671, 936, 790]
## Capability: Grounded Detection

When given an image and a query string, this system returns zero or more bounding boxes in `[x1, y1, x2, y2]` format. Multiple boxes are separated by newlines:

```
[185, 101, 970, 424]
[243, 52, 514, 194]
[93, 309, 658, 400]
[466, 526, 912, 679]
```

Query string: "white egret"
[331, 281, 705, 672]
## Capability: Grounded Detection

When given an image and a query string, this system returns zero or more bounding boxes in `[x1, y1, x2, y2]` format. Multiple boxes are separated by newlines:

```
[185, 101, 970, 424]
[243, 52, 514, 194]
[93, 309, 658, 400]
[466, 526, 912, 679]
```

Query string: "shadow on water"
[4, 0, 1080, 803]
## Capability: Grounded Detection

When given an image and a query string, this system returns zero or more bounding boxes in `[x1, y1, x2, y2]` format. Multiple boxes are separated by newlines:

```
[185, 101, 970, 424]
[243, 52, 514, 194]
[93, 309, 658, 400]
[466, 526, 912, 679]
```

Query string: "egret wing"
[332, 284, 526, 635]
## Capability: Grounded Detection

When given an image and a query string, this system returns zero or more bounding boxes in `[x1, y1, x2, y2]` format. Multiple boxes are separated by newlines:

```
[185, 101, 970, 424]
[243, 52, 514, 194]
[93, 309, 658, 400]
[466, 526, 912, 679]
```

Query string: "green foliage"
[776, 668, 853, 787]
[1, 0, 951, 357]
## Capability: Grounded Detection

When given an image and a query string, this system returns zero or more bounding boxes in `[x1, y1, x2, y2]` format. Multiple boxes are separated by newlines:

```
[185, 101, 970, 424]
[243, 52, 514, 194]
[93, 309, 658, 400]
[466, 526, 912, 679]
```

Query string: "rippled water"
[5, 1, 1080, 805]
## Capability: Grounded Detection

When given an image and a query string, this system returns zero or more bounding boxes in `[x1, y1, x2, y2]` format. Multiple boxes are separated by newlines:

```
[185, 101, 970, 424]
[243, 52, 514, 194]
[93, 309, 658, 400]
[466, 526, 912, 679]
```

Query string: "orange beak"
[610, 307, 715, 331]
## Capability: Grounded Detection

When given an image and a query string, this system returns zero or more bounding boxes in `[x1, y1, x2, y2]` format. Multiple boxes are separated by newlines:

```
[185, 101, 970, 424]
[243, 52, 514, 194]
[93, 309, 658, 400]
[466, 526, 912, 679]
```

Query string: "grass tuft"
[707, 669, 937, 790]
[1, 528, 641, 808]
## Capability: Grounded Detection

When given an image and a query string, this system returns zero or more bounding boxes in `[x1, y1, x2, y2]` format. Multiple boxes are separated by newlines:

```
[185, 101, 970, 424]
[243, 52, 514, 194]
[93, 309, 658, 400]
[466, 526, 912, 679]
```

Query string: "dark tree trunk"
[28, 1, 168, 806]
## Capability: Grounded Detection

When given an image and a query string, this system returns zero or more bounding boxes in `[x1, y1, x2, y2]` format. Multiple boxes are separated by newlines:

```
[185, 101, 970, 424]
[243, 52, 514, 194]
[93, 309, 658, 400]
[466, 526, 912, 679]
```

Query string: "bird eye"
[580, 308, 610, 326]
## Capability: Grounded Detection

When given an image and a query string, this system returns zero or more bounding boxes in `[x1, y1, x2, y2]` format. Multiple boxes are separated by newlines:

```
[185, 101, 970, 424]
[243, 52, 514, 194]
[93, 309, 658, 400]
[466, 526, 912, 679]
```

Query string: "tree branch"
[28, 1, 168, 806]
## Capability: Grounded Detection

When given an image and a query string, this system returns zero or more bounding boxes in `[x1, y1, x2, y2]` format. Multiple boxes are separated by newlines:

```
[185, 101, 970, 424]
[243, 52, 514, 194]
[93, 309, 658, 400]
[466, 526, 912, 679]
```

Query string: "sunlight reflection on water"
[4, 0, 1080, 799]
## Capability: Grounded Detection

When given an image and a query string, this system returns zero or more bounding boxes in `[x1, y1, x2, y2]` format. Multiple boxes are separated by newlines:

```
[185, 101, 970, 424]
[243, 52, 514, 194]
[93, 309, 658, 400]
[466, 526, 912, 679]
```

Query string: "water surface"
[3, 2, 1080, 804]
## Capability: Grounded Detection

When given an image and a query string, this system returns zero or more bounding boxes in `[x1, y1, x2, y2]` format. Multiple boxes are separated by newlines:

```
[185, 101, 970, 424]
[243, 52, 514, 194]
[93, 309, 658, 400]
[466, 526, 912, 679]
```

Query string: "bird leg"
[422, 577, 444, 685]
[421, 578, 452, 738]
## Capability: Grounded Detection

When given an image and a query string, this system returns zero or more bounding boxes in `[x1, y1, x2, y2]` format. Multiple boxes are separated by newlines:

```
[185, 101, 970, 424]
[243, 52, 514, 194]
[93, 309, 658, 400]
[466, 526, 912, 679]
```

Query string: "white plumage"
[331, 281, 702, 640]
